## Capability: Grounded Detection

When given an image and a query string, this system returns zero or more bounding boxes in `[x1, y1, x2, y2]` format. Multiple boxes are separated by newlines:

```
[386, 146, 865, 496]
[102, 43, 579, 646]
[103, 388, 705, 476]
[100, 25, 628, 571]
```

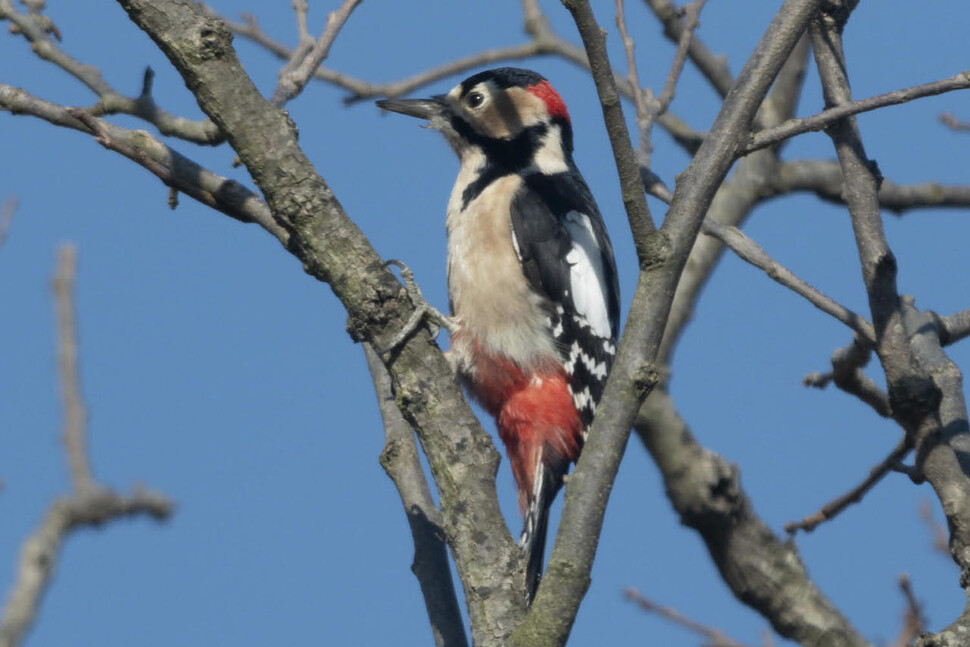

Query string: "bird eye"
[466, 91, 485, 109]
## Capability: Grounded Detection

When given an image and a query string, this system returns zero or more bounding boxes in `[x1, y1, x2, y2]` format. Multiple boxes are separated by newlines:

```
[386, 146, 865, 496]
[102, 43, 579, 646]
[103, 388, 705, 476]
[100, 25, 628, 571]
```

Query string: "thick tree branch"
[511, 1, 826, 644]
[635, 389, 869, 647]
[113, 3, 527, 644]
[813, 7, 970, 644]
[363, 346, 468, 647]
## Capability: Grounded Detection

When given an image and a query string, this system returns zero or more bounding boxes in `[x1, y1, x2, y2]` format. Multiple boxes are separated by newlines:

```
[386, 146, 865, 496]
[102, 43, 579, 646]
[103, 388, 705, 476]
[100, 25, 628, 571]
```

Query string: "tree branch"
[813, 6, 970, 644]
[743, 72, 970, 155]
[52, 246, 95, 491]
[0, 0, 222, 144]
[804, 336, 892, 418]
[363, 346, 468, 647]
[268, 0, 363, 108]
[771, 159, 970, 213]
[511, 1, 827, 644]
[624, 588, 756, 647]
[0, 245, 173, 647]
[784, 438, 911, 534]
[940, 111, 970, 133]
[113, 3, 527, 644]
[940, 308, 970, 346]
[702, 218, 875, 343]
[0, 196, 16, 252]
[0, 85, 285, 241]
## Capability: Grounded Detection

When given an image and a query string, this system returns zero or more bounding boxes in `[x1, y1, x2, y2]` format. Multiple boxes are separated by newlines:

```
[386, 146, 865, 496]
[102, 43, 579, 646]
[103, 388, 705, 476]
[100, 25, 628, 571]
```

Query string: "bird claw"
[378, 259, 459, 355]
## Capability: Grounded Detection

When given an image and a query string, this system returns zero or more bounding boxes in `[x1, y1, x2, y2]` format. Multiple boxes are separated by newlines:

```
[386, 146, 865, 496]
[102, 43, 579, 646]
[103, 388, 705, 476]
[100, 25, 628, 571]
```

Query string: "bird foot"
[378, 259, 460, 355]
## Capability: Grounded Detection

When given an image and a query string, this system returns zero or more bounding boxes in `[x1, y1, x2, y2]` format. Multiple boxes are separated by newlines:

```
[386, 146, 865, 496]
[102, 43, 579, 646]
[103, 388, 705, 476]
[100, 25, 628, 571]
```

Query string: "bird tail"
[519, 459, 563, 603]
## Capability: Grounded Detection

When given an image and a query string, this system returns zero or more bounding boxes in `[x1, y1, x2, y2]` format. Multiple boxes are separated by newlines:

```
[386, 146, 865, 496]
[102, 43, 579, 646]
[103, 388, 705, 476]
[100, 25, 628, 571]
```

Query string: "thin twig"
[0, 248, 173, 647]
[52, 245, 95, 492]
[641, 0, 734, 98]
[0, 0, 221, 144]
[0, 195, 17, 251]
[270, 0, 364, 108]
[624, 588, 756, 647]
[919, 500, 951, 557]
[890, 574, 926, 647]
[940, 111, 970, 132]
[744, 72, 970, 155]
[784, 438, 910, 534]
[0, 85, 285, 243]
[804, 336, 892, 418]
[654, 0, 707, 117]
[702, 219, 876, 343]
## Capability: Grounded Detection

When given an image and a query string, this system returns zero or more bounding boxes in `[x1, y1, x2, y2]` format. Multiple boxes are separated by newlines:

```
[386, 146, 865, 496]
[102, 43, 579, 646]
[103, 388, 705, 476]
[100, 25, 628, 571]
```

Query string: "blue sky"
[2, 1, 969, 646]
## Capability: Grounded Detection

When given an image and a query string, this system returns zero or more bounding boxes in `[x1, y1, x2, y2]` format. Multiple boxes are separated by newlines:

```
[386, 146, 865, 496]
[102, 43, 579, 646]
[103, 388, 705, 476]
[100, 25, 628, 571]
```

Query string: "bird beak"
[376, 95, 448, 121]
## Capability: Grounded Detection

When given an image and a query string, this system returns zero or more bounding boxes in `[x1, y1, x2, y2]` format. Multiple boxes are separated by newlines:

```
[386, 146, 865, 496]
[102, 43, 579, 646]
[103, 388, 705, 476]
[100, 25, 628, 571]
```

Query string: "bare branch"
[0, 248, 173, 647]
[0, 85, 286, 243]
[784, 438, 910, 534]
[114, 3, 529, 643]
[635, 389, 869, 647]
[269, 0, 364, 108]
[771, 160, 970, 213]
[364, 345, 468, 647]
[513, 2, 831, 644]
[0, 196, 17, 251]
[624, 588, 756, 647]
[0, 488, 172, 647]
[52, 245, 95, 492]
[919, 500, 951, 558]
[654, 0, 707, 116]
[561, 0, 655, 258]
[702, 219, 875, 343]
[804, 336, 892, 418]
[641, 0, 734, 98]
[0, 0, 221, 144]
[891, 574, 926, 647]
[744, 72, 970, 155]
[939, 308, 970, 346]
[940, 111, 970, 133]
[813, 7, 970, 643]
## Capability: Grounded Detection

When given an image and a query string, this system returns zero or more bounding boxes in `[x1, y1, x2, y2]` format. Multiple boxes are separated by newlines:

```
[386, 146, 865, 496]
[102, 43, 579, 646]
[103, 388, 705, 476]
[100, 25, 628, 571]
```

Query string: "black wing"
[510, 170, 620, 432]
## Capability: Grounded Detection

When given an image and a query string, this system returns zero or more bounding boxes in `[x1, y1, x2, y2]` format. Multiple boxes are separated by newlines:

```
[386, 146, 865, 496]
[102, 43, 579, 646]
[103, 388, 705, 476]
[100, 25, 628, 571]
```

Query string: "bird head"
[377, 67, 574, 170]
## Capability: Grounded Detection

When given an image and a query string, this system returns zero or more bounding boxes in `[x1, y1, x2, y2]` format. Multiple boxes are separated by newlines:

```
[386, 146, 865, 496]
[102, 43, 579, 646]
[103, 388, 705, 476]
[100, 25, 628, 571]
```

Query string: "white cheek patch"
[529, 125, 569, 175]
[563, 212, 612, 339]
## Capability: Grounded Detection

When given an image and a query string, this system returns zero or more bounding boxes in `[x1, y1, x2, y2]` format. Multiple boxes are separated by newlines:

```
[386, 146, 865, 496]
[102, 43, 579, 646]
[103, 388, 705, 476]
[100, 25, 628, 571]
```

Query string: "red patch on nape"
[527, 80, 570, 123]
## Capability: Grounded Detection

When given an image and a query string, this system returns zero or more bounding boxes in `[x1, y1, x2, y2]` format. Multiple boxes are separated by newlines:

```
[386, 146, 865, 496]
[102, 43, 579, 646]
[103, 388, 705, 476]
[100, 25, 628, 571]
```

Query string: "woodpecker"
[377, 68, 619, 600]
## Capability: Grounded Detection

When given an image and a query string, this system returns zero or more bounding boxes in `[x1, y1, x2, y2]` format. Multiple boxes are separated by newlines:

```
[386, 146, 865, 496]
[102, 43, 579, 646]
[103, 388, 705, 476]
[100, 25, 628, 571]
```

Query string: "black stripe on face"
[457, 122, 549, 211]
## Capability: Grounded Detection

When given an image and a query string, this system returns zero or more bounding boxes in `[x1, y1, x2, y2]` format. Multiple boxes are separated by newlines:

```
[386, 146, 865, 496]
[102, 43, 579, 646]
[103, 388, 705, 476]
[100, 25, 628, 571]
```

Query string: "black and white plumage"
[377, 67, 619, 602]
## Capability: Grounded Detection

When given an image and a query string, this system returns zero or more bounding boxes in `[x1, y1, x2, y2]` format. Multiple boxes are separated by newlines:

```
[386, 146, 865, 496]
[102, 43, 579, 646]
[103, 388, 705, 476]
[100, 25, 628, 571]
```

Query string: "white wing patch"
[563, 212, 612, 339]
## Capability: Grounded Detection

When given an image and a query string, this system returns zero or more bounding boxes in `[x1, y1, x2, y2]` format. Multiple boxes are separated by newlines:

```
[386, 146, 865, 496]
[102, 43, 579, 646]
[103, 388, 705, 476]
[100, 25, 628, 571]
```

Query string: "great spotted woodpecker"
[378, 68, 619, 600]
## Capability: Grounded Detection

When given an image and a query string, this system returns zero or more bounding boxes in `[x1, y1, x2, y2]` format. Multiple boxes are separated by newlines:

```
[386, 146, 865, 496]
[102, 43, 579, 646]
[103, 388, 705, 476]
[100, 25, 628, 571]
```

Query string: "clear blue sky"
[2, 2, 969, 645]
